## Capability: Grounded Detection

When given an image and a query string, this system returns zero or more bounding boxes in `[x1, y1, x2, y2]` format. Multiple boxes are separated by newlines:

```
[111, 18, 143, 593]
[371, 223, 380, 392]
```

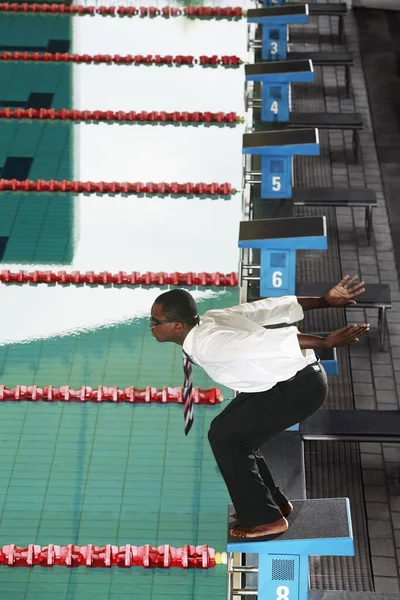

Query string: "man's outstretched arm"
[297, 275, 365, 311]
[298, 323, 370, 349]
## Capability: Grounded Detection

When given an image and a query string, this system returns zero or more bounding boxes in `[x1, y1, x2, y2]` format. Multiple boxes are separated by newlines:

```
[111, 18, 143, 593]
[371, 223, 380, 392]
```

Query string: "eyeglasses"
[149, 317, 177, 326]
[149, 315, 200, 326]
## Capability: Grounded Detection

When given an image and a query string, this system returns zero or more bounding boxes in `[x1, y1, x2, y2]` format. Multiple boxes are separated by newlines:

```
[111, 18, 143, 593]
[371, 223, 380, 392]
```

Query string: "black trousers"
[208, 362, 328, 527]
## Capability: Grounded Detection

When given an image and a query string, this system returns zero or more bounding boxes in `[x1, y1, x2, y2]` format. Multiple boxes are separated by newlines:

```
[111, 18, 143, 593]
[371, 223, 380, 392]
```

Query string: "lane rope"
[0, 385, 224, 404]
[0, 3, 245, 18]
[0, 543, 228, 568]
[0, 270, 239, 287]
[0, 179, 236, 195]
[0, 52, 243, 66]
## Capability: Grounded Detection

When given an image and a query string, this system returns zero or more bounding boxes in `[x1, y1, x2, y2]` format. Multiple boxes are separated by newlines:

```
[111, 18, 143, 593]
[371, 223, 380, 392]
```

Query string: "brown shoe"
[230, 517, 288, 539]
[279, 502, 293, 518]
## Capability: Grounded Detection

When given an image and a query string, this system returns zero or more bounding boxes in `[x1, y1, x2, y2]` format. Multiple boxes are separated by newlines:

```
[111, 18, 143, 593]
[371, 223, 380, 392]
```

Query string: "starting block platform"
[238, 215, 327, 296]
[227, 498, 354, 600]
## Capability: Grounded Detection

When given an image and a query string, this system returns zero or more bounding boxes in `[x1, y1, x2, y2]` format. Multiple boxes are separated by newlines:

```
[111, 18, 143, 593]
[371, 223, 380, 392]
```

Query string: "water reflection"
[0, 286, 232, 345]
[72, 10, 250, 56]
[0, 9, 245, 349]
[73, 64, 246, 113]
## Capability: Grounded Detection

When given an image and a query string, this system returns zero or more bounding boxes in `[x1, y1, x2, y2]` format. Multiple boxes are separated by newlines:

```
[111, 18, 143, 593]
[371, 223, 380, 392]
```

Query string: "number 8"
[276, 585, 290, 600]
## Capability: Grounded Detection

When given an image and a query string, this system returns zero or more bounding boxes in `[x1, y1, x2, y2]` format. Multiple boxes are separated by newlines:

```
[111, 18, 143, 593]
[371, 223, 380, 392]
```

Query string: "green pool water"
[0, 289, 238, 599]
[0, 6, 248, 597]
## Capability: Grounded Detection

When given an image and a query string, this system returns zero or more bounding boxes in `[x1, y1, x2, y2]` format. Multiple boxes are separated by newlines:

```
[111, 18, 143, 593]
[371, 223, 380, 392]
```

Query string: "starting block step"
[301, 409, 400, 443]
[245, 59, 313, 79]
[227, 498, 354, 600]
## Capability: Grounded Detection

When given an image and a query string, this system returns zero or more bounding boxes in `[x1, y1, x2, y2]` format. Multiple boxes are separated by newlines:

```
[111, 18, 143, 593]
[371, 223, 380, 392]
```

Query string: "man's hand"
[325, 324, 370, 348]
[323, 275, 365, 308]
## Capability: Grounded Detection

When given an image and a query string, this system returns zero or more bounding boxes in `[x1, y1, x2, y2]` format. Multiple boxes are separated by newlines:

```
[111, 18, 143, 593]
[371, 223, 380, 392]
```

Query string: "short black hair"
[155, 289, 199, 325]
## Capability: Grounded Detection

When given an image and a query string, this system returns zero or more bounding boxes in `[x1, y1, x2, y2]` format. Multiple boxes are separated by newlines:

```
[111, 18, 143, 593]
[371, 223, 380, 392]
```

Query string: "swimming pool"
[0, 3, 251, 597]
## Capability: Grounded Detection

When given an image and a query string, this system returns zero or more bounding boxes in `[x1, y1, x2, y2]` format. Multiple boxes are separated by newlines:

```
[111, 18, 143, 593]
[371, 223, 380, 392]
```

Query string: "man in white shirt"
[150, 275, 369, 539]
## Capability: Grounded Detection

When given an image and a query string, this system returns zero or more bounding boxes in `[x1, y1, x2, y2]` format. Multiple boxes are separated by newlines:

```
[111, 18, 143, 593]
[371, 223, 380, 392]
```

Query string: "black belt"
[283, 357, 322, 384]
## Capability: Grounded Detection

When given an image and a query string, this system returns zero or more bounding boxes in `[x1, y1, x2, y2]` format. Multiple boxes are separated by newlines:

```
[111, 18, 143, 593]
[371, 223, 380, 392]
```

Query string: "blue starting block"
[238, 216, 327, 297]
[247, 5, 309, 61]
[319, 349, 338, 377]
[243, 129, 319, 199]
[245, 60, 314, 122]
[264, 0, 290, 5]
[263, 0, 287, 6]
[227, 498, 354, 600]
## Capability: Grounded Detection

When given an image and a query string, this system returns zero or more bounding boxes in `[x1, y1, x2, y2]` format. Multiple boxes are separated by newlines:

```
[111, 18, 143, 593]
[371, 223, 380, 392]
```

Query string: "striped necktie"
[183, 351, 194, 435]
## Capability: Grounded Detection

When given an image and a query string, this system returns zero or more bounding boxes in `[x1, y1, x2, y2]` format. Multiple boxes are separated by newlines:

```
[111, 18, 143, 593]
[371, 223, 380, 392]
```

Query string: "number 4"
[270, 101, 279, 115]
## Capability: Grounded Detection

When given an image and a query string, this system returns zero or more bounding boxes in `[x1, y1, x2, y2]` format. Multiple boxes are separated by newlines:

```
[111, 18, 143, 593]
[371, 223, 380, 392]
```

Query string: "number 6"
[272, 271, 283, 288]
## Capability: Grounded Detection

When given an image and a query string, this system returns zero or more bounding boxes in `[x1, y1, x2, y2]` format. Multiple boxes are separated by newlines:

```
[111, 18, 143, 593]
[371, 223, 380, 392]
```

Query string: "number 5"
[272, 176, 281, 191]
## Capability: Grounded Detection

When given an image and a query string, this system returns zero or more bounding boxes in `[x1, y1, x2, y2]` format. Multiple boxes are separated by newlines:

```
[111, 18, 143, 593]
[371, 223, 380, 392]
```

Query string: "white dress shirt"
[183, 296, 317, 393]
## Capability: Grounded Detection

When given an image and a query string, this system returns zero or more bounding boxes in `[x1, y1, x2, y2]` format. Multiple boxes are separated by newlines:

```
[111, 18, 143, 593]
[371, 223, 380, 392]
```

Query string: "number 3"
[276, 585, 290, 600]
[271, 41, 278, 54]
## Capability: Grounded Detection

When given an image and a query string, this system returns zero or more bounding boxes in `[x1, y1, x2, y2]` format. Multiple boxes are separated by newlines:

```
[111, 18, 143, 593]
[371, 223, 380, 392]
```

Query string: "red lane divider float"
[0, 2, 247, 19]
[0, 544, 223, 568]
[0, 385, 224, 404]
[0, 3, 245, 18]
[0, 270, 239, 287]
[0, 179, 235, 196]
[0, 52, 242, 67]
[0, 110, 242, 125]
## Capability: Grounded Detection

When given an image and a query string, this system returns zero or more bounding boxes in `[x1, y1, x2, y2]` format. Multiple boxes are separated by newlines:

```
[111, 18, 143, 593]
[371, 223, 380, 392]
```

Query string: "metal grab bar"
[227, 566, 258, 574]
